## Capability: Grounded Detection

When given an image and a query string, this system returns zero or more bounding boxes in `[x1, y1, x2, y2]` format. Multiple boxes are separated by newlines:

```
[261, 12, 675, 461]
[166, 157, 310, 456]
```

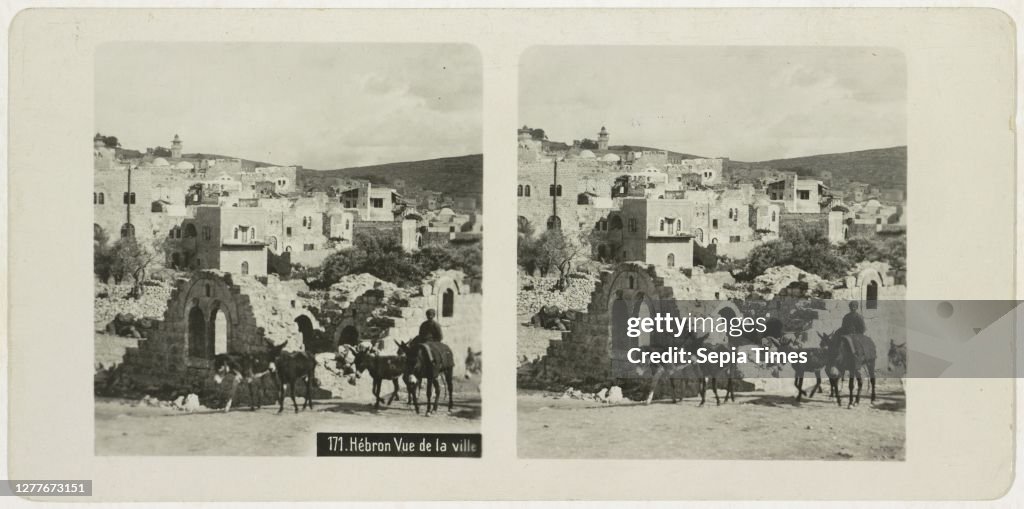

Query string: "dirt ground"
[96, 380, 481, 456]
[518, 388, 905, 460]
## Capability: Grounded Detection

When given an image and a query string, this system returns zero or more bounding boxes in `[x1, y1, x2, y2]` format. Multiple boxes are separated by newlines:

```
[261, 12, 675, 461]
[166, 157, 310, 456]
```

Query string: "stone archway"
[337, 325, 359, 345]
[209, 302, 229, 356]
[187, 304, 207, 358]
[295, 315, 316, 352]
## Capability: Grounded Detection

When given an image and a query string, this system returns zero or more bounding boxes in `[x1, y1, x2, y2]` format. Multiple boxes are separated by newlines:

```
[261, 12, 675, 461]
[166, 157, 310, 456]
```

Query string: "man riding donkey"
[398, 309, 456, 415]
[819, 301, 878, 407]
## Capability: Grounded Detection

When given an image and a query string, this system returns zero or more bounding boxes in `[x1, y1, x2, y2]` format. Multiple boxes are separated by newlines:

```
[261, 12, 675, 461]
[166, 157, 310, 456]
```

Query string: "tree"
[743, 224, 850, 280]
[838, 237, 885, 264]
[150, 146, 172, 157]
[94, 225, 114, 283]
[110, 236, 163, 298]
[535, 228, 590, 290]
[578, 138, 599, 150]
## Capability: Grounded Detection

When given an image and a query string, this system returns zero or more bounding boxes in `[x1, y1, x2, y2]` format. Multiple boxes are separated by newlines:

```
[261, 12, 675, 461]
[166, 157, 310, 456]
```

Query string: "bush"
[314, 232, 482, 288]
[743, 224, 850, 280]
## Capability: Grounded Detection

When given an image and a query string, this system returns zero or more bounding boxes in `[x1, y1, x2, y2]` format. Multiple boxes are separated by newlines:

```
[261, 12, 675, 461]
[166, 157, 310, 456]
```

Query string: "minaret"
[171, 134, 183, 159]
[597, 126, 609, 151]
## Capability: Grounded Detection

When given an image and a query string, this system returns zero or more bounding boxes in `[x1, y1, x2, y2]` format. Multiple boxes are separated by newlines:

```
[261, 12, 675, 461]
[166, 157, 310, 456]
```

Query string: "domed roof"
[151, 157, 170, 167]
[864, 199, 881, 209]
[601, 153, 621, 162]
[578, 150, 596, 159]
[174, 161, 195, 170]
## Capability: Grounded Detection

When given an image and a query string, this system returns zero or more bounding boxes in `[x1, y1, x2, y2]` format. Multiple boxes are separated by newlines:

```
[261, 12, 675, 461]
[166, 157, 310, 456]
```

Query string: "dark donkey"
[396, 340, 454, 415]
[340, 343, 406, 409]
[819, 330, 877, 408]
[763, 334, 835, 403]
[269, 342, 318, 414]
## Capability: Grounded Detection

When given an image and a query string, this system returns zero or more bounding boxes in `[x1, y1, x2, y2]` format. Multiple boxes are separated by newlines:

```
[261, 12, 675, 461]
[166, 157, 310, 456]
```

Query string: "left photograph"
[93, 43, 483, 456]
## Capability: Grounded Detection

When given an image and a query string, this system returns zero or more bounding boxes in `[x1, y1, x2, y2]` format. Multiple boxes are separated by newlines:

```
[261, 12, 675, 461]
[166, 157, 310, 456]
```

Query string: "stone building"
[767, 174, 827, 214]
[182, 206, 269, 276]
[340, 183, 401, 222]
[617, 199, 695, 269]
[116, 271, 322, 394]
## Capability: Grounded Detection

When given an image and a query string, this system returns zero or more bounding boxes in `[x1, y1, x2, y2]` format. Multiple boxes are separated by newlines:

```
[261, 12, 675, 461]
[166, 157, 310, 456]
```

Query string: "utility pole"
[551, 160, 558, 226]
[125, 163, 133, 237]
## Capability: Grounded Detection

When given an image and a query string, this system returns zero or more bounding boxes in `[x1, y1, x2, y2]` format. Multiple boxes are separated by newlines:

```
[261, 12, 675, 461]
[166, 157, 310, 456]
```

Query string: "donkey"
[888, 339, 907, 388]
[764, 334, 833, 403]
[347, 343, 406, 409]
[212, 351, 276, 412]
[643, 332, 734, 406]
[396, 340, 454, 415]
[269, 343, 318, 414]
[820, 330, 877, 408]
[464, 347, 482, 380]
[888, 339, 907, 372]
[699, 343, 740, 406]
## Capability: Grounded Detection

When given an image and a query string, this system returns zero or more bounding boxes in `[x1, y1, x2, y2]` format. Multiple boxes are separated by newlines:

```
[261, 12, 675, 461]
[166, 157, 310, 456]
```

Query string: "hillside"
[733, 146, 907, 190]
[299, 154, 483, 205]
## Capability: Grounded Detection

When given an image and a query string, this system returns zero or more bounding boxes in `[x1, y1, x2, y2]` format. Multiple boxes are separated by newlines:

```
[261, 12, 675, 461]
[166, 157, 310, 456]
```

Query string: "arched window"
[728, 209, 733, 220]
[675, 219, 682, 232]
[120, 223, 135, 238]
[241, 261, 249, 275]
[524, 185, 531, 197]
[549, 184, 556, 197]
[123, 192, 136, 205]
[667, 253, 676, 268]
[98, 193, 105, 204]
[93, 192, 97, 204]
[517, 184, 523, 197]
[711, 237, 718, 244]
[546, 216, 562, 230]
[695, 228, 704, 243]
[556, 185, 563, 197]
[771, 211, 777, 222]
[609, 216, 623, 230]
[659, 219, 665, 231]
[184, 224, 197, 238]
[233, 227, 239, 240]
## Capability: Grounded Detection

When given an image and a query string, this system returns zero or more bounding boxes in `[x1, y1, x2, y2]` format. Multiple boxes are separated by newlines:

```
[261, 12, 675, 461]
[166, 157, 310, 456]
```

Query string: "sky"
[96, 43, 482, 169]
[520, 46, 906, 161]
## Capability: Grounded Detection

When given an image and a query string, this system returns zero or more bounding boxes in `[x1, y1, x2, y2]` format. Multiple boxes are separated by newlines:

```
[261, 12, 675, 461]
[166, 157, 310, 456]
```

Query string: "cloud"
[520, 46, 905, 161]
[96, 43, 482, 169]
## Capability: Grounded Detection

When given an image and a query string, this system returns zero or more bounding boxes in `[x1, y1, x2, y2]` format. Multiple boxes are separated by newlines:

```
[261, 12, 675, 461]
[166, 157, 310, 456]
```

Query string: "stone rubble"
[94, 280, 174, 328]
[517, 275, 597, 317]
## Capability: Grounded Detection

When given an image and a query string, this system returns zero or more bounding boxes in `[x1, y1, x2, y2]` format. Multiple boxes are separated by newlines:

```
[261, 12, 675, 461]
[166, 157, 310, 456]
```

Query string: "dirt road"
[96, 386, 481, 456]
[518, 389, 905, 460]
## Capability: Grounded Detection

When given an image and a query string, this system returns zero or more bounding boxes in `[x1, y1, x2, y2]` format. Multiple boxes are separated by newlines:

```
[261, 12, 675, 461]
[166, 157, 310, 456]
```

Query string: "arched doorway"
[632, 293, 653, 348]
[338, 325, 359, 345]
[441, 288, 455, 317]
[187, 306, 206, 358]
[866, 280, 879, 310]
[295, 315, 316, 352]
[667, 253, 675, 268]
[209, 306, 229, 356]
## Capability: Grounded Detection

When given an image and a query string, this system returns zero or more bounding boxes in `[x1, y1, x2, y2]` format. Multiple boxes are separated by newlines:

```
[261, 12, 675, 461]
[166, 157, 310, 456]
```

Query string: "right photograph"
[516, 46, 908, 460]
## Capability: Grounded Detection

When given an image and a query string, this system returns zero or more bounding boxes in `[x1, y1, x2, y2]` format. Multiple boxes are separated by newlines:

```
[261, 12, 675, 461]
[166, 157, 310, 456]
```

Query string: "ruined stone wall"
[118, 272, 320, 394]
[315, 270, 483, 377]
